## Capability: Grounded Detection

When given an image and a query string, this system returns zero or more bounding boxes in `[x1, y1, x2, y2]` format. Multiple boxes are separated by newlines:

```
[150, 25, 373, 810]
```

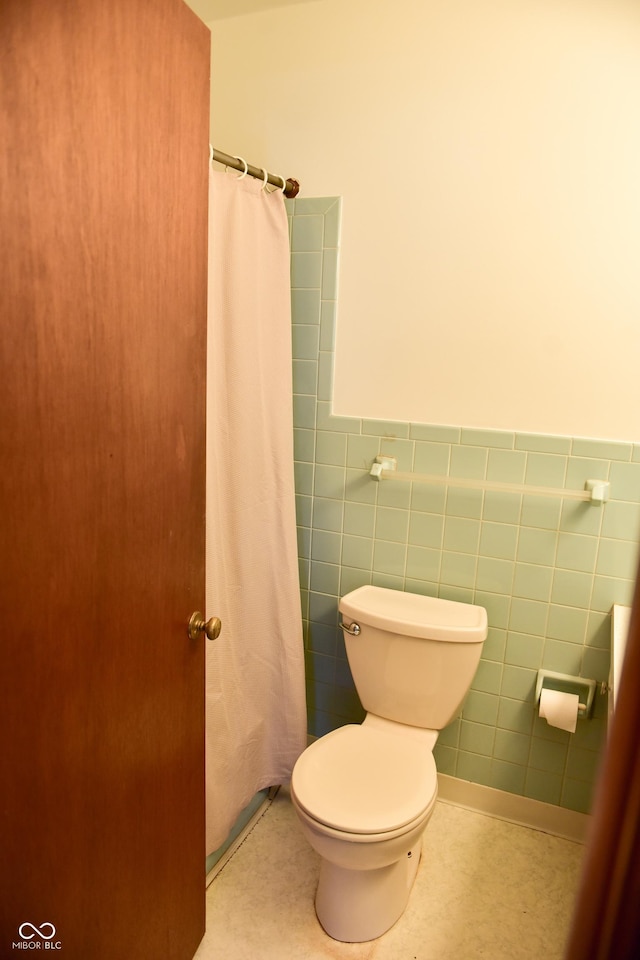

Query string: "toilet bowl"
[291, 586, 488, 943]
[291, 718, 438, 942]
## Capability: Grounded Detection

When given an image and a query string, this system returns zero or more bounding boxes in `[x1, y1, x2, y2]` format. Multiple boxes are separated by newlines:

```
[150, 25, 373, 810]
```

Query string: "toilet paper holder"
[535, 670, 597, 720]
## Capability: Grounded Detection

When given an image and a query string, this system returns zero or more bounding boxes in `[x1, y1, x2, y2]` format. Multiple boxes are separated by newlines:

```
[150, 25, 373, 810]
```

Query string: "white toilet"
[291, 585, 488, 943]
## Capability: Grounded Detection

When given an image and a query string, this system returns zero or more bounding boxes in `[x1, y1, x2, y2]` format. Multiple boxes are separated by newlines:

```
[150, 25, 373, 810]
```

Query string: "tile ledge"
[437, 773, 589, 844]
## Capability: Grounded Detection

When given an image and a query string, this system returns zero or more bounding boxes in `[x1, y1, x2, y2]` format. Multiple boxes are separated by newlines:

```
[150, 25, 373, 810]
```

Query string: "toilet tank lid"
[339, 586, 488, 642]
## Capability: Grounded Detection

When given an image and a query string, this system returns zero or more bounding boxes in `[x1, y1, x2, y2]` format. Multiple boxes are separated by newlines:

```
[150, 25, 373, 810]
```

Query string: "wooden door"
[0, 2, 210, 957]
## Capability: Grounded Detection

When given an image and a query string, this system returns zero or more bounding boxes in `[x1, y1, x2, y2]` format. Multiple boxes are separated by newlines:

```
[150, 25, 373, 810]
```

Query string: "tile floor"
[194, 786, 584, 960]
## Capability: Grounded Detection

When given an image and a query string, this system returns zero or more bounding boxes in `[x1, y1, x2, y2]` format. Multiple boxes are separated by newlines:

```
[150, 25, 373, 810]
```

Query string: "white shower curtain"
[205, 168, 307, 854]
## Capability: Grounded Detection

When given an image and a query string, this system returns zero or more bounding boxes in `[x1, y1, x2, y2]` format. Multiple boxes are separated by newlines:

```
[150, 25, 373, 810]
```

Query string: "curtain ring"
[259, 167, 269, 190]
[264, 173, 286, 195]
[235, 157, 248, 180]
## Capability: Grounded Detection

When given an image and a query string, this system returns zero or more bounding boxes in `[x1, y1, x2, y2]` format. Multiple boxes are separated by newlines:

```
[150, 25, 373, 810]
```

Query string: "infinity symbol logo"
[18, 922, 56, 941]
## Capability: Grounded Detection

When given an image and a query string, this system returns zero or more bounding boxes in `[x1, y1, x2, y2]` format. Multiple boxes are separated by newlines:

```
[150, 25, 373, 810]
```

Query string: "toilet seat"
[291, 723, 437, 836]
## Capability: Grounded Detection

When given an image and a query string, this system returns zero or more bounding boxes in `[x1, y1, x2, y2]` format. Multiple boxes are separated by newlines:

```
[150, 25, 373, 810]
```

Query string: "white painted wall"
[208, 0, 640, 441]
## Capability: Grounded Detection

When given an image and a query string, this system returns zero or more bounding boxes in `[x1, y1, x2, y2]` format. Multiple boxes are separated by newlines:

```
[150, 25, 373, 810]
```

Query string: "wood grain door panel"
[0, 2, 210, 957]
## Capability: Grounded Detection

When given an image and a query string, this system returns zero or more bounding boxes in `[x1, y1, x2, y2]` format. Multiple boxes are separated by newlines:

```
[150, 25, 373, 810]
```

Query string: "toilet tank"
[339, 586, 488, 730]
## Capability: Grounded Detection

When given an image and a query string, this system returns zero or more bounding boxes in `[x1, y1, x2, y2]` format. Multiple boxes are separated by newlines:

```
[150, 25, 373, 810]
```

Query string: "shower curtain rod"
[210, 146, 300, 199]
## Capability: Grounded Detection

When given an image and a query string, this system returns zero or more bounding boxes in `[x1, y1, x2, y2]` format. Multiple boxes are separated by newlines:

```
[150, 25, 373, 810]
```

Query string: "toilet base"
[315, 839, 422, 943]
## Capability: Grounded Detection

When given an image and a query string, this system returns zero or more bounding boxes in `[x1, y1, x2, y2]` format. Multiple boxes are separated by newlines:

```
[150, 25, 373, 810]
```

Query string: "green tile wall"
[286, 195, 640, 815]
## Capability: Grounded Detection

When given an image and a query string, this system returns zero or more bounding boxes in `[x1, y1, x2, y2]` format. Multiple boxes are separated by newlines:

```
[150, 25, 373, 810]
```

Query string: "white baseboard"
[437, 773, 589, 844]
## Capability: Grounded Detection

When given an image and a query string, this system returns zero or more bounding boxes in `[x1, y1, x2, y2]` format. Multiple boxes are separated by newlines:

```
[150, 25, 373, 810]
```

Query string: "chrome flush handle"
[340, 620, 361, 636]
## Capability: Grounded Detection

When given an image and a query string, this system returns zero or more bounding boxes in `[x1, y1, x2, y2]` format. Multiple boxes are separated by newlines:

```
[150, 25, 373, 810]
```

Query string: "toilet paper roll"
[539, 688, 580, 733]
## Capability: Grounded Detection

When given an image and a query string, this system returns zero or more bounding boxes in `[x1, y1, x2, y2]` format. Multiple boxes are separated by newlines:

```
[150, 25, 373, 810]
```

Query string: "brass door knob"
[188, 611, 222, 641]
